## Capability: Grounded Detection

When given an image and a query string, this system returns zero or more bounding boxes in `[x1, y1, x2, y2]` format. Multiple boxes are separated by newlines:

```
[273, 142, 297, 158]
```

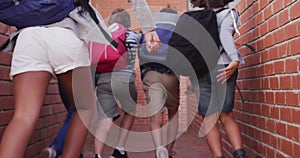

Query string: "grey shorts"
[143, 71, 179, 116]
[197, 65, 238, 116]
[96, 72, 137, 120]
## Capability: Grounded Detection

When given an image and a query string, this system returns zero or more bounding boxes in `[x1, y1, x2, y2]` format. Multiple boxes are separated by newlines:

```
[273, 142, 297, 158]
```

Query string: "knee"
[13, 112, 38, 128]
[220, 112, 233, 125]
[151, 115, 163, 126]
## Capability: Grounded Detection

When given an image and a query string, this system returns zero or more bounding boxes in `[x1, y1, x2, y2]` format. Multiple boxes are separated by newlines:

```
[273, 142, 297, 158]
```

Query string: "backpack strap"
[235, 84, 244, 103]
[230, 9, 241, 36]
[82, 1, 119, 48]
[215, 8, 240, 36]
[243, 43, 255, 52]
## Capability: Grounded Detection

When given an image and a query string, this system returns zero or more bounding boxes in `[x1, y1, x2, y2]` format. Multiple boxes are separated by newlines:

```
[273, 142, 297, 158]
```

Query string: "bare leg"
[220, 112, 243, 150]
[166, 109, 178, 155]
[0, 72, 52, 157]
[94, 118, 113, 156]
[206, 124, 223, 157]
[150, 113, 163, 148]
[117, 113, 135, 147]
[203, 113, 223, 157]
[58, 67, 96, 158]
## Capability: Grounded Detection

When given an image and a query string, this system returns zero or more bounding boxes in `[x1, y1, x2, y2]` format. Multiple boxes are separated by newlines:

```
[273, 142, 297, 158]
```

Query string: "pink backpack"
[88, 23, 127, 73]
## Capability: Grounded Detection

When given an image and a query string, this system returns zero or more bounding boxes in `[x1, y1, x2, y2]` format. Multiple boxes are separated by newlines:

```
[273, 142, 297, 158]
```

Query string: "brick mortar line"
[238, 0, 298, 24]
[241, 131, 293, 157]
[235, 108, 300, 128]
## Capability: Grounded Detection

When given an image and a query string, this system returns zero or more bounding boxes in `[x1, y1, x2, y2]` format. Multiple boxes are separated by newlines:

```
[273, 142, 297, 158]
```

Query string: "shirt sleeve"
[219, 11, 240, 62]
[126, 30, 139, 65]
[130, 0, 155, 33]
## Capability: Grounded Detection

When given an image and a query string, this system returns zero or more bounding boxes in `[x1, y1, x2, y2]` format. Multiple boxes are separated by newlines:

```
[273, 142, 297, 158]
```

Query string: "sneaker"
[93, 154, 101, 158]
[156, 146, 169, 158]
[232, 149, 247, 158]
[110, 149, 128, 158]
[41, 146, 56, 158]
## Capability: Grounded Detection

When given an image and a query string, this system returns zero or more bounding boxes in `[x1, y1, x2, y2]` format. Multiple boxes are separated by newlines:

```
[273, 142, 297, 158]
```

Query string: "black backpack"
[165, 8, 222, 78]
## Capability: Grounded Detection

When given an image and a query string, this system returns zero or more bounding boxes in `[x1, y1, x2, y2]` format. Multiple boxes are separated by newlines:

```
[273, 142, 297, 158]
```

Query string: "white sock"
[95, 154, 102, 158]
[116, 147, 125, 155]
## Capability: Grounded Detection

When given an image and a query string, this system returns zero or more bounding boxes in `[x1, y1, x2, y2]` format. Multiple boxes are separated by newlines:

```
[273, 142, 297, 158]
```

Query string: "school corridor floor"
[85, 131, 213, 158]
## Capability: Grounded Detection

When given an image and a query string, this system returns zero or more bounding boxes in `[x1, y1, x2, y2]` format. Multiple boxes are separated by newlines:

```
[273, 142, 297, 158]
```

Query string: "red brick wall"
[190, 0, 300, 157]
[1, 0, 299, 157]
[236, 0, 300, 157]
[92, 0, 187, 19]
[0, 1, 188, 157]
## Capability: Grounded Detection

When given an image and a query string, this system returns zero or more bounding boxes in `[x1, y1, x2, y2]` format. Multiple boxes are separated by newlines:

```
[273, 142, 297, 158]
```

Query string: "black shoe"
[93, 154, 101, 158]
[216, 156, 225, 158]
[232, 149, 247, 158]
[110, 149, 128, 158]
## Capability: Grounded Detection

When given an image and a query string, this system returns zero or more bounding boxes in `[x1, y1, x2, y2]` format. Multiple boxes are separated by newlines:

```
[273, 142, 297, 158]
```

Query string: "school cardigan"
[214, 8, 244, 65]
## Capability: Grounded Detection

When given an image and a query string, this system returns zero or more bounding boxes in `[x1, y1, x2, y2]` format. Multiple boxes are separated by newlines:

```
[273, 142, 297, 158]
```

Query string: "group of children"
[89, 0, 247, 157]
[0, 0, 248, 158]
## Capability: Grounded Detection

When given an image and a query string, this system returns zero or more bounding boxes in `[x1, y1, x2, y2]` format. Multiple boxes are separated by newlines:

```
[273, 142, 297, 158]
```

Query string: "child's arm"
[219, 11, 240, 63]
[130, 0, 160, 52]
[217, 10, 241, 84]
[130, 0, 155, 33]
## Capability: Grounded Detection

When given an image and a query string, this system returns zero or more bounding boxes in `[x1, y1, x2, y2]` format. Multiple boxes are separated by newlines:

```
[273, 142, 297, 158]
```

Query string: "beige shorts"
[10, 26, 90, 78]
[143, 71, 179, 116]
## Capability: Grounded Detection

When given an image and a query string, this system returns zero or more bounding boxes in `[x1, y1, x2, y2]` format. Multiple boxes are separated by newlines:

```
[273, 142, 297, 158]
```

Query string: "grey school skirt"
[197, 64, 238, 116]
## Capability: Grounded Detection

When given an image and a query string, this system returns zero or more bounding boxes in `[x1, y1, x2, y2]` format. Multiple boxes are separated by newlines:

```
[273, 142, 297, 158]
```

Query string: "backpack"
[88, 23, 127, 73]
[0, 0, 118, 51]
[0, 0, 75, 29]
[165, 8, 222, 78]
[138, 12, 180, 64]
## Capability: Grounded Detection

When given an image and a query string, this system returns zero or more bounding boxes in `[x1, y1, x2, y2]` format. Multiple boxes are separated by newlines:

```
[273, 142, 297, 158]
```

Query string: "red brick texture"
[0, 1, 188, 157]
[1, 0, 299, 158]
[190, 0, 300, 158]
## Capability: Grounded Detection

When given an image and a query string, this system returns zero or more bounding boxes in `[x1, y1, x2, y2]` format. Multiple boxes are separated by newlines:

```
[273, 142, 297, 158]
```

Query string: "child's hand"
[217, 61, 239, 84]
[144, 30, 161, 52]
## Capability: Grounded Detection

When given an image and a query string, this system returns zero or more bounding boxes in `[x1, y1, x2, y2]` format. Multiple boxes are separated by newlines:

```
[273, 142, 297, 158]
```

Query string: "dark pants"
[50, 84, 84, 158]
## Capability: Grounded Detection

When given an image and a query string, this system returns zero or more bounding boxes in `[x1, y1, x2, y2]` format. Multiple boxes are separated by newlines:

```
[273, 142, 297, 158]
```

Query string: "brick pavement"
[85, 131, 212, 158]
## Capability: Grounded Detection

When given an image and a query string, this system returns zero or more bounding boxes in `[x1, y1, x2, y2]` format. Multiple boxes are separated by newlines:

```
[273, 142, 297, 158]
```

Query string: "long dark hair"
[74, 0, 100, 24]
[190, 0, 229, 8]
[190, 0, 207, 8]
[206, 0, 225, 8]
[223, 0, 234, 6]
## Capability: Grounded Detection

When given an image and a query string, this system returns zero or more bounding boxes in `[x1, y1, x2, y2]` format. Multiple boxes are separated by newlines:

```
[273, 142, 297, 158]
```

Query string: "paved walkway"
[86, 131, 212, 158]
